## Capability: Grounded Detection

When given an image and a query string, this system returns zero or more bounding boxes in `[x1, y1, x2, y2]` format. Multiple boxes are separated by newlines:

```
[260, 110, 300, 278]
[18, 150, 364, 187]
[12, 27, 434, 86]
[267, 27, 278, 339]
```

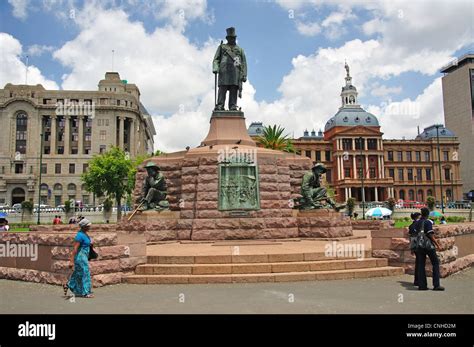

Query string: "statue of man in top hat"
[213, 27, 247, 111]
[297, 163, 346, 211]
[139, 162, 169, 211]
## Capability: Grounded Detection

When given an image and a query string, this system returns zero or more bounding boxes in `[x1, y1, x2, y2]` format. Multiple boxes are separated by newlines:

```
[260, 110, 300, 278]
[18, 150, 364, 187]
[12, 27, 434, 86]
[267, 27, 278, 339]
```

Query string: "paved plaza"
[1, 268, 472, 314]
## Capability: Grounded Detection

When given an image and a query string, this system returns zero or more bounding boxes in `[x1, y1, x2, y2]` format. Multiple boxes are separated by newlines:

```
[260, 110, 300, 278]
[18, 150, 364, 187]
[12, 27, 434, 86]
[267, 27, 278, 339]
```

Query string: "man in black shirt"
[413, 208, 445, 291]
[408, 212, 421, 286]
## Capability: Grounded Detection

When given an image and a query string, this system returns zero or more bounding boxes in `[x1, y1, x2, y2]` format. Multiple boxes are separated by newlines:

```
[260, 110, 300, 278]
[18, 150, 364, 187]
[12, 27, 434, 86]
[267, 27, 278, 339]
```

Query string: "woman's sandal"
[84, 294, 94, 298]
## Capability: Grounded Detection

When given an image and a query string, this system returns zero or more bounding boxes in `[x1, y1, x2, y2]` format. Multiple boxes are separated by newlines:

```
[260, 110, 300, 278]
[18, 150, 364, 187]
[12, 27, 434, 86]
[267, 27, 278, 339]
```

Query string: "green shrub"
[21, 201, 33, 212]
[103, 198, 113, 212]
[426, 196, 435, 211]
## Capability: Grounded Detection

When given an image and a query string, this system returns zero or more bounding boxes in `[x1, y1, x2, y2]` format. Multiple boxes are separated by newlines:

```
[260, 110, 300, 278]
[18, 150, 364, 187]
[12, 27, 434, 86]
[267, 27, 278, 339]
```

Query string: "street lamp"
[37, 133, 44, 225]
[450, 172, 454, 204]
[359, 136, 366, 219]
[434, 124, 445, 214]
[414, 175, 418, 202]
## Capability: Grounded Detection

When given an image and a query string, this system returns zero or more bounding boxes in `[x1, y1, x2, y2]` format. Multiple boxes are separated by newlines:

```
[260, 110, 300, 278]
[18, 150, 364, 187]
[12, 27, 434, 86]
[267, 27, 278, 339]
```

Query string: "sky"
[0, 0, 473, 152]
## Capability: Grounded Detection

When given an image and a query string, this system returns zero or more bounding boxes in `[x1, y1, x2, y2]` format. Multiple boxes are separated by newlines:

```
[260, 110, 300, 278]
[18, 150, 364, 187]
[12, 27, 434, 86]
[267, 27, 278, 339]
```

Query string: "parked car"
[12, 203, 22, 210]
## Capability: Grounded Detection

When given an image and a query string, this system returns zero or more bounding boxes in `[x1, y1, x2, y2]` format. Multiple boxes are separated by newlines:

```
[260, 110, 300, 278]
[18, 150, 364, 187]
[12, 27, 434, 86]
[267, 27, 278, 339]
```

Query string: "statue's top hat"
[226, 27, 237, 37]
[312, 163, 327, 173]
[145, 162, 160, 170]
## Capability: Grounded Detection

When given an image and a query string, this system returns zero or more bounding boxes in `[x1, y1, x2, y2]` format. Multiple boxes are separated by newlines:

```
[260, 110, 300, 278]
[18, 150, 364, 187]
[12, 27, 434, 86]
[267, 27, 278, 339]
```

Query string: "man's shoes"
[433, 286, 445, 291]
[418, 287, 429, 291]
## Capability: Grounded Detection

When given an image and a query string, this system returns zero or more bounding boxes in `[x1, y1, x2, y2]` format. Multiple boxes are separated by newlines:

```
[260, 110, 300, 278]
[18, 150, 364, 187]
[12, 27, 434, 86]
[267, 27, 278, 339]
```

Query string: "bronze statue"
[139, 162, 169, 211]
[296, 163, 345, 211]
[213, 27, 247, 111]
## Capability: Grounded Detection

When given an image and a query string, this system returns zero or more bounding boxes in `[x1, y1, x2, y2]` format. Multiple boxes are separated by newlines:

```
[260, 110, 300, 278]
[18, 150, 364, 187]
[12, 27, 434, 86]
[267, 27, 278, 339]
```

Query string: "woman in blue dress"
[64, 218, 94, 298]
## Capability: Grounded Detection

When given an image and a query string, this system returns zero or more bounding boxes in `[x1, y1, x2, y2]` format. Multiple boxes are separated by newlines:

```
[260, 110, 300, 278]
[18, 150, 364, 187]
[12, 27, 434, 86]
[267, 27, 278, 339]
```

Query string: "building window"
[426, 168, 432, 181]
[443, 151, 449, 161]
[58, 146, 64, 155]
[416, 168, 422, 181]
[15, 163, 23, 174]
[398, 169, 404, 181]
[342, 138, 352, 150]
[69, 164, 75, 174]
[83, 164, 89, 173]
[54, 163, 61, 174]
[15, 113, 28, 154]
[387, 151, 393, 161]
[325, 150, 331, 161]
[316, 151, 321, 162]
[408, 189, 415, 201]
[326, 169, 332, 183]
[446, 189, 452, 200]
[54, 196, 61, 207]
[406, 151, 412, 162]
[388, 168, 395, 178]
[41, 164, 47, 174]
[344, 168, 351, 178]
[415, 151, 421, 162]
[305, 150, 312, 159]
[100, 130, 106, 140]
[355, 138, 365, 150]
[424, 151, 430, 162]
[367, 139, 377, 150]
[369, 168, 376, 178]
[444, 168, 451, 181]
[397, 151, 403, 162]
[99, 145, 106, 154]
[399, 190, 405, 200]
[427, 189, 433, 197]
[407, 169, 413, 181]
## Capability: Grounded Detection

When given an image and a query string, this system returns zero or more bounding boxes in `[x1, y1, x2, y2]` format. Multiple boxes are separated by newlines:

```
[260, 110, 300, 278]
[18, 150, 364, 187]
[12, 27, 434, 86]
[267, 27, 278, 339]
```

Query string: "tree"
[346, 197, 355, 218]
[426, 196, 435, 211]
[257, 125, 295, 153]
[154, 149, 166, 156]
[386, 197, 396, 212]
[81, 147, 135, 221]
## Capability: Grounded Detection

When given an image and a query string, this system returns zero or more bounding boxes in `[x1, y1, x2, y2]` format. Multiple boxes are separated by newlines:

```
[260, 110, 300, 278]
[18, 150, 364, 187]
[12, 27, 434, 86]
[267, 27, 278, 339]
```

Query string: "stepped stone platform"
[123, 235, 404, 284]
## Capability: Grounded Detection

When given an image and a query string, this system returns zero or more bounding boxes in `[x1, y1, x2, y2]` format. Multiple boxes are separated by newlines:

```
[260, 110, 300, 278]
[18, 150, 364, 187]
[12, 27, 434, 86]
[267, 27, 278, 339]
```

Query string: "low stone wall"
[371, 222, 474, 278]
[351, 220, 394, 230]
[0, 224, 146, 287]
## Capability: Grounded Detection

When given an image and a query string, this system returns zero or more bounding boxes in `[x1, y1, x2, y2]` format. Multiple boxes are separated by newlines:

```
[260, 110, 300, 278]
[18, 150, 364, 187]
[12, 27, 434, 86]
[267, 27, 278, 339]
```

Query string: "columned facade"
[0, 72, 156, 207]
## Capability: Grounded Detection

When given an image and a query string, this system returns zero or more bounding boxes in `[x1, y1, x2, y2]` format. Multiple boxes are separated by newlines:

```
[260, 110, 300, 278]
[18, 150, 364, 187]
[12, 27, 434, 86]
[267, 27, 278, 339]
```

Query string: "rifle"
[127, 200, 145, 221]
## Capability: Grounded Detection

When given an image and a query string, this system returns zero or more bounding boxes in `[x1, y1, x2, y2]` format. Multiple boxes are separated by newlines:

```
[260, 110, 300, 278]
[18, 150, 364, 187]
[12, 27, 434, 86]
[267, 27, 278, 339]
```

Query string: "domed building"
[250, 64, 463, 204]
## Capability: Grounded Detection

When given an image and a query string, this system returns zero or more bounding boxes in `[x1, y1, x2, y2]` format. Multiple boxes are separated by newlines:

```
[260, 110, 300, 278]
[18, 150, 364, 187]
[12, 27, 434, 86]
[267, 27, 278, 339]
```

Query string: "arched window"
[427, 189, 433, 197]
[16, 113, 28, 154]
[446, 189, 452, 200]
[40, 183, 48, 194]
[418, 189, 424, 202]
[53, 183, 63, 191]
[67, 183, 76, 191]
[408, 189, 414, 201]
[399, 190, 406, 200]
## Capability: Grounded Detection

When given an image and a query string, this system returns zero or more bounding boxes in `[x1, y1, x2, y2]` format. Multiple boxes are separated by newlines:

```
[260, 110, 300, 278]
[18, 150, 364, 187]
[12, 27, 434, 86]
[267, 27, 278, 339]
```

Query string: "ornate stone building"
[248, 67, 462, 203]
[0, 72, 156, 207]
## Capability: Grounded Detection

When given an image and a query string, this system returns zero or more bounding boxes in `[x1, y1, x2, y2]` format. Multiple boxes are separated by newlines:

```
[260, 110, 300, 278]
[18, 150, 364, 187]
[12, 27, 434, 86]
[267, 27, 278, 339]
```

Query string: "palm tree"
[257, 125, 295, 153]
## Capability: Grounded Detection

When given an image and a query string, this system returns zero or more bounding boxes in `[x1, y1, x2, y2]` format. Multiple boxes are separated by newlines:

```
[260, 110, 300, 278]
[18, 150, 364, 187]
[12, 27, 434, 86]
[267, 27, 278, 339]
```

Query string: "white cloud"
[7, 0, 30, 19]
[27, 44, 55, 57]
[0, 33, 59, 89]
[296, 21, 321, 36]
[368, 78, 443, 140]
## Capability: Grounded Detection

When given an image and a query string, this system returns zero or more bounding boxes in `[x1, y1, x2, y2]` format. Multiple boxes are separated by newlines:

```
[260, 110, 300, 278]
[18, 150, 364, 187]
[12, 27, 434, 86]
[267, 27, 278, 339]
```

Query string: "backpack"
[410, 220, 435, 251]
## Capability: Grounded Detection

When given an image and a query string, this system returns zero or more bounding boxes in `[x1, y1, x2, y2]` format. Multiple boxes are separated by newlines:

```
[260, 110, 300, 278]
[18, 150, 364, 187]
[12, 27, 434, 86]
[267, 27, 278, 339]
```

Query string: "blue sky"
[1, 0, 472, 151]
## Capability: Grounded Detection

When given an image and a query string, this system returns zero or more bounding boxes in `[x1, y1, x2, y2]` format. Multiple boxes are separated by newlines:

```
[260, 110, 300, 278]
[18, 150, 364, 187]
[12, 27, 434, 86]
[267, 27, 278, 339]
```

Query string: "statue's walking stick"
[127, 201, 145, 221]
